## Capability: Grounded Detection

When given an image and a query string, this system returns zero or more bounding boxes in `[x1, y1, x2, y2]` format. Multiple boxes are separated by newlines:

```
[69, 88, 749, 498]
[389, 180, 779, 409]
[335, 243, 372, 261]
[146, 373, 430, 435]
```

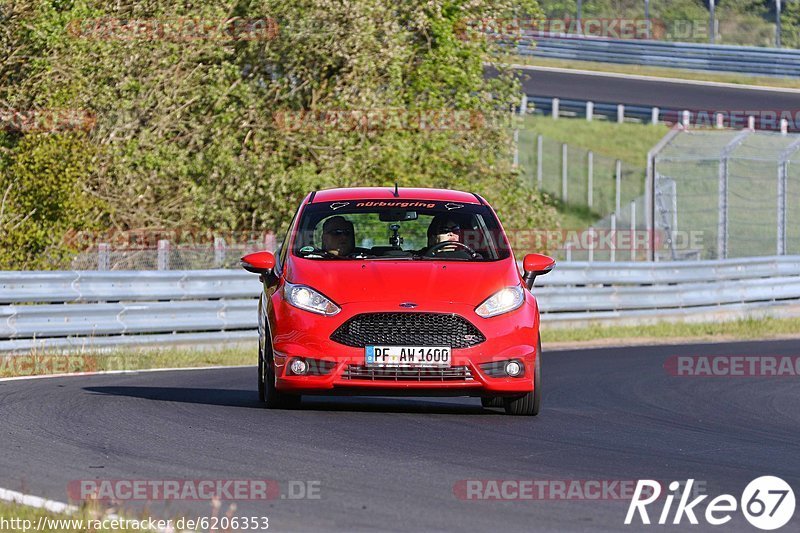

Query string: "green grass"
[0, 345, 253, 378]
[520, 115, 670, 168]
[543, 316, 800, 344]
[510, 55, 800, 90]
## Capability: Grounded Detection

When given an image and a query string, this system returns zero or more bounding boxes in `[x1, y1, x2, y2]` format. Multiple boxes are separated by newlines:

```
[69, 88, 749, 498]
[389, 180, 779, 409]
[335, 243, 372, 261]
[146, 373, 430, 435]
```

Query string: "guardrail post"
[682, 110, 690, 128]
[586, 101, 593, 122]
[651, 107, 659, 126]
[615, 159, 622, 214]
[561, 143, 568, 202]
[552, 98, 560, 120]
[715, 113, 724, 129]
[588, 227, 595, 263]
[157, 239, 170, 271]
[587, 151, 594, 208]
[630, 202, 637, 261]
[536, 135, 543, 191]
[781, 119, 788, 136]
[98, 243, 110, 271]
[214, 237, 226, 267]
[519, 94, 528, 116]
[747, 115, 756, 131]
[617, 104, 624, 124]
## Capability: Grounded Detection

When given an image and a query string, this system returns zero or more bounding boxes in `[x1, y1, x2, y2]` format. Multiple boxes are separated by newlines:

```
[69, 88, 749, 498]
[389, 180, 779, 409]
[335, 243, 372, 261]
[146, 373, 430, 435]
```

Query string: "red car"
[241, 187, 555, 415]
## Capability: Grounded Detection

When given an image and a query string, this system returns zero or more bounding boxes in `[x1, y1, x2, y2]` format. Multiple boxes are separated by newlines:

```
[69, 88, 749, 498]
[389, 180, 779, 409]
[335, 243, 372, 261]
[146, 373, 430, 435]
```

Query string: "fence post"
[214, 237, 226, 268]
[587, 151, 594, 209]
[778, 161, 787, 255]
[561, 143, 568, 203]
[609, 216, 616, 262]
[651, 107, 659, 126]
[588, 227, 595, 263]
[552, 98, 560, 120]
[98, 243, 110, 271]
[630, 202, 637, 261]
[615, 159, 622, 214]
[617, 104, 624, 124]
[513, 129, 520, 167]
[157, 239, 170, 271]
[519, 94, 528, 116]
[586, 101, 594, 122]
[536, 135, 543, 191]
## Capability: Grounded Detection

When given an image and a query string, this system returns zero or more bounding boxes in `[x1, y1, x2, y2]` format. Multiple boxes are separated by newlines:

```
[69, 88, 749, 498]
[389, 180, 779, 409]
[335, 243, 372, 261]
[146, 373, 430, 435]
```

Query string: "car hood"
[284, 257, 521, 306]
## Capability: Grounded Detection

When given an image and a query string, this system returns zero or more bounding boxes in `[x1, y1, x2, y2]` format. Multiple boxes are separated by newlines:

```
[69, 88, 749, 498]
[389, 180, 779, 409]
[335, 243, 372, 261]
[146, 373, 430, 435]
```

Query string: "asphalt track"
[1, 339, 798, 532]
[513, 66, 800, 111]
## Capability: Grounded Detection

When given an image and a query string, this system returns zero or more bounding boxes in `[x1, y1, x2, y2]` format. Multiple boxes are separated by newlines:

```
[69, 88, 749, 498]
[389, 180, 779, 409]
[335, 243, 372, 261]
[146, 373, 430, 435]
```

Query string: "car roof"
[310, 187, 483, 205]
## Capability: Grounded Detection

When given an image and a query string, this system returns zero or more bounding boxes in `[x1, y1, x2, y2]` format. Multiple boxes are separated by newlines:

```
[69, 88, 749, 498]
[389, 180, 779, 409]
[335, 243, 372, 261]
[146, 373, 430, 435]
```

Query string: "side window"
[278, 205, 301, 270]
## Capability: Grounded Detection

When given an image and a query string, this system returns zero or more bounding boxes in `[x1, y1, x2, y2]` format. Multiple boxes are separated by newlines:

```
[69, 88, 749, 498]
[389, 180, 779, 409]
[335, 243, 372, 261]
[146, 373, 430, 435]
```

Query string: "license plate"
[365, 346, 451, 367]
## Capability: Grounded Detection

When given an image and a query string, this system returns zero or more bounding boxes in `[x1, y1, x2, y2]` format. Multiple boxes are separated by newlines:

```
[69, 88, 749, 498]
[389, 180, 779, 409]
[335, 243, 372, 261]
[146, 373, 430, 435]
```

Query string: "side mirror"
[522, 253, 555, 290]
[241, 251, 276, 275]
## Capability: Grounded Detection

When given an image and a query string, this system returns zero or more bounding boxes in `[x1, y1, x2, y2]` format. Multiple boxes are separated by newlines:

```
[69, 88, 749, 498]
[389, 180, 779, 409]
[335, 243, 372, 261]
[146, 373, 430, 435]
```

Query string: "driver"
[322, 216, 355, 256]
[427, 214, 464, 248]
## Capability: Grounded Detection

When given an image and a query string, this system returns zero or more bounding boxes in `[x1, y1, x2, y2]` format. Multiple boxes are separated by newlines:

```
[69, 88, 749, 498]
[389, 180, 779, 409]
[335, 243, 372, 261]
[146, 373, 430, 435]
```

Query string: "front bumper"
[269, 296, 539, 397]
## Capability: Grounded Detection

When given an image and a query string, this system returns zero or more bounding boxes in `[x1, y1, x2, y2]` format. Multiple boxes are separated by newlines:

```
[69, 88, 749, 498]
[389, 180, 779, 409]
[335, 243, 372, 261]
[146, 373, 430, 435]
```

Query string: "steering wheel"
[423, 241, 478, 258]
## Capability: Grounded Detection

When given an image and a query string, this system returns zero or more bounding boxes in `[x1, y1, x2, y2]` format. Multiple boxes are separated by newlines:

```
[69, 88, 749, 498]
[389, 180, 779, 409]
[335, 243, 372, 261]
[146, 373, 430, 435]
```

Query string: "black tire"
[258, 345, 266, 402]
[259, 335, 301, 409]
[481, 396, 504, 408]
[503, 341, 541, 416]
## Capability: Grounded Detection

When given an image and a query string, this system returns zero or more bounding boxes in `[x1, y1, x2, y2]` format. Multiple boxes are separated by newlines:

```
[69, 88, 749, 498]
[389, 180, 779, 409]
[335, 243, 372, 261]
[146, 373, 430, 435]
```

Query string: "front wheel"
[259, 340, 301, 409]
[503, 341, 541, 416]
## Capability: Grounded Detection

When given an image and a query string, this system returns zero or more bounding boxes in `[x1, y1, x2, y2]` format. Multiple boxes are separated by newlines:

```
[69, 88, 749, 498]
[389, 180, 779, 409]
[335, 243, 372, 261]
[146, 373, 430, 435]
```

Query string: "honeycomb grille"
[330, 313, 485, 349]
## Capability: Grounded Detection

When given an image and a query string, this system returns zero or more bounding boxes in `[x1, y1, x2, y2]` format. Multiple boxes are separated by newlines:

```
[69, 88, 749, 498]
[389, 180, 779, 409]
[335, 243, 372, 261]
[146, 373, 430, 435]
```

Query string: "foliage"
[0, 0, 560, 269]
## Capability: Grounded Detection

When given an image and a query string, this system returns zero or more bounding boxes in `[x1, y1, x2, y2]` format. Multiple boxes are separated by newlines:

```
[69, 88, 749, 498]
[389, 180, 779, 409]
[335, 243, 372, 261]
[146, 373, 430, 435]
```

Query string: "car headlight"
[475, 286, 525, 318]
[284, 281, 340, 316]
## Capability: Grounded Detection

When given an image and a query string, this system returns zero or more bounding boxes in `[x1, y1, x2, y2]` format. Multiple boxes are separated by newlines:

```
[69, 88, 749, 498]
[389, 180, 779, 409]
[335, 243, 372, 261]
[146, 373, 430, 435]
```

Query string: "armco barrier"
[518, 37, 800, 77]
[1, 256, 799, 353]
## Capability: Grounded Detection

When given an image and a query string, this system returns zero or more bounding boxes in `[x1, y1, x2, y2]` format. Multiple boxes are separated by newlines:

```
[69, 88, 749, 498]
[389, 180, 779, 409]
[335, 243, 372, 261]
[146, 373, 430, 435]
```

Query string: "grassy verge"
[520, 115, 670, 168]
[0, 345, 253, 379]
[543, 316, 800, 344]
[511, 55, 800, 90]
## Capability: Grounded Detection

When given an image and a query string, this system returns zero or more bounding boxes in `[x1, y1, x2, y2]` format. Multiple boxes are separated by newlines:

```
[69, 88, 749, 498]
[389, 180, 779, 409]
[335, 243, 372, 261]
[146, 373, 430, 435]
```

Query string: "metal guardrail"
[2, 256, 799, 353]
[518, 37, 800, 77]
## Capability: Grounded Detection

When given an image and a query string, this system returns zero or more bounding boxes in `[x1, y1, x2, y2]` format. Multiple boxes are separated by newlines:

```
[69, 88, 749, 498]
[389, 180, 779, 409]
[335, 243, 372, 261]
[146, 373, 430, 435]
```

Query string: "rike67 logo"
[626, 477, 795, 530]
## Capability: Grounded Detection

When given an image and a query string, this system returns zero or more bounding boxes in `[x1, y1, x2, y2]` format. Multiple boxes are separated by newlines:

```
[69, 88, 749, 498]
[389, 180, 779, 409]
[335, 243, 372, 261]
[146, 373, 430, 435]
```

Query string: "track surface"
[1, 339, 799, 532]
[515, 67, 800, 110]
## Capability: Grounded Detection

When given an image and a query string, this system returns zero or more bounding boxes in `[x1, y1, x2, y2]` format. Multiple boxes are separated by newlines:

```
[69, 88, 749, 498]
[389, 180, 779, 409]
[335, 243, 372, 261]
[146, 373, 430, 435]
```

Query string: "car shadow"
[82, 386, 499, 415]
[83, 386, 262, 409]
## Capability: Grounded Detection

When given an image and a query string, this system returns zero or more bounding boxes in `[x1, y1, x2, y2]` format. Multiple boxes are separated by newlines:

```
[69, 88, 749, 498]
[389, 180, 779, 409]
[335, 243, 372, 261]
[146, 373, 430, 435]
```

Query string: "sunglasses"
[437, 224, 461, 233]
[325, 228, 353, 236]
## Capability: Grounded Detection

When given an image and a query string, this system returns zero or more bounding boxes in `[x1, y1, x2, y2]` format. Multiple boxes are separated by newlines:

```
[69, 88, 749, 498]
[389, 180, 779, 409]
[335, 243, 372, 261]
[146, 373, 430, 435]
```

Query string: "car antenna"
[392, 182, 399, 197]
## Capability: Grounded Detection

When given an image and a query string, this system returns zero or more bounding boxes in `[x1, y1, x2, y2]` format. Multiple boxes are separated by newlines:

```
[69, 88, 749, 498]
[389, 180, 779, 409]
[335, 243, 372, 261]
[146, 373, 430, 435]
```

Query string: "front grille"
[330, 313, 485, 349]
[342, 365, 473, 381]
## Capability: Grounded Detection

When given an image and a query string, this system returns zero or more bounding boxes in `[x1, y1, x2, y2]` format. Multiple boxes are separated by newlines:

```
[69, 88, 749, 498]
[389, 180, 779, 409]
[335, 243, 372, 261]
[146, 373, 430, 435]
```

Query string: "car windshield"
[292, 200, 511, 261]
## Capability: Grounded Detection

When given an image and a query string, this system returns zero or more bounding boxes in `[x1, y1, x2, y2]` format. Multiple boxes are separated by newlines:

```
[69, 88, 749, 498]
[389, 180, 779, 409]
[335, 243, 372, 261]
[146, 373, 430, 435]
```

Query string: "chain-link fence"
[69, 234, 277, 271]
[518, 128, 647, 261]
[653, 129, 800, 260]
